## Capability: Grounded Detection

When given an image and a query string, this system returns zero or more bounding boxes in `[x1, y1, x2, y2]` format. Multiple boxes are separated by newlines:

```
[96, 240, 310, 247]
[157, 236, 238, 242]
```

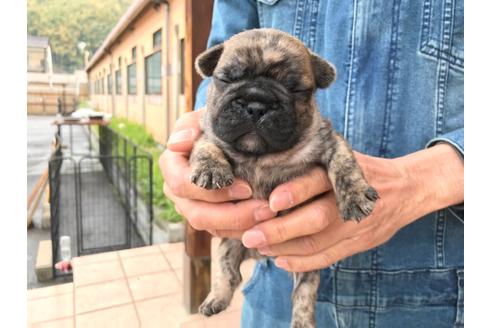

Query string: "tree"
[27, 0, 132, 73]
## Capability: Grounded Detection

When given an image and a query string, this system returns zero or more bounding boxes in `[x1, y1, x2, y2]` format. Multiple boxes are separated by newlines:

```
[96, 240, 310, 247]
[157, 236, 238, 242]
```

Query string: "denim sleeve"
[194, 0, 260, 110]
[425, 128, 464, 212]
[425, 128, 464, 159]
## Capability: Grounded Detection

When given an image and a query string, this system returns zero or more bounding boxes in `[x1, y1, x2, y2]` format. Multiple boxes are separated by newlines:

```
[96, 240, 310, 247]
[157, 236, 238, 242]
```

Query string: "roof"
[27, 35, 50, 49]
[85, 0, 160, 72]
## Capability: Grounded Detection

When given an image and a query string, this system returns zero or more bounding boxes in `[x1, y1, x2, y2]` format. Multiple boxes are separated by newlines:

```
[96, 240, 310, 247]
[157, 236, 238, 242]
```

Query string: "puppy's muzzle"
[232, 85, 278, 122]
[232, 99, 268, 122]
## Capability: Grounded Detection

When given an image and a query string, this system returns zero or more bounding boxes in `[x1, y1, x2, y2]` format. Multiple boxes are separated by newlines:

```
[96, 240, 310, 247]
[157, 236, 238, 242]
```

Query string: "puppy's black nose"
[245, 101, 268, 121]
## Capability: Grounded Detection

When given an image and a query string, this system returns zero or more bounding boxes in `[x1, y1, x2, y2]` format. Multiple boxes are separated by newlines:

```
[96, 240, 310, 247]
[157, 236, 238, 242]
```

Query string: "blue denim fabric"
[195, 0, 464, 327]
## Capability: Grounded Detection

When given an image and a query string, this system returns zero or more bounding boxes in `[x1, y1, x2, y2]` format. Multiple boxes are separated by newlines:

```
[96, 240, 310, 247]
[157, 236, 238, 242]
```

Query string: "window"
[153, 29, 162, 50]
[115, 70, 122, 94]
[118, 57, 122, 67]
[127, 63, 137, 95]
[145, 51, 161, 95]
[107, 74, 112, 95]
[131, 47, 137, 61]
[101, 78, 105, 94]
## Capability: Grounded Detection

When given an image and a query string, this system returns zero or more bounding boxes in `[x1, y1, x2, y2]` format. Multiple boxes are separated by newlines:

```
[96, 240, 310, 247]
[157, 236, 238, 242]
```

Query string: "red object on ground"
[54, 260, 72, 273]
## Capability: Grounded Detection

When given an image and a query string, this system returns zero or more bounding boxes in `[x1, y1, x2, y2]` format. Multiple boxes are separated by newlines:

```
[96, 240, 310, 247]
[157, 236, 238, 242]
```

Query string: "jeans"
[241, 211, 464, 327]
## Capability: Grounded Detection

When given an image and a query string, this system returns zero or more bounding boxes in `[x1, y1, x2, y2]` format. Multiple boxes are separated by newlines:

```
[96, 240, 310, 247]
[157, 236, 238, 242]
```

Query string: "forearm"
[396, 143, 464, 223]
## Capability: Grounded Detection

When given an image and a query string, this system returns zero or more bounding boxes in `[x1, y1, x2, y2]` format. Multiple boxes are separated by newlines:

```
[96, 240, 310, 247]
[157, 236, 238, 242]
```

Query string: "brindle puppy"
[190, 28, 378, 328]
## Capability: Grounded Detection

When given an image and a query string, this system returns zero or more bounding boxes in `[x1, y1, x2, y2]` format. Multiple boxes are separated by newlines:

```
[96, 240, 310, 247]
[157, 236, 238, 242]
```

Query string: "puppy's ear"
[195, 43, 224, 78]
[310, 52, 336, 89]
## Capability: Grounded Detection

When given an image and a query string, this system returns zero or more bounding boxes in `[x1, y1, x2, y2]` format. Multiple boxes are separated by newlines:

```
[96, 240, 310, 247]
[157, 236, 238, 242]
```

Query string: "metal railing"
[48, 125, 154, 277]
[98, 125, 154, 246]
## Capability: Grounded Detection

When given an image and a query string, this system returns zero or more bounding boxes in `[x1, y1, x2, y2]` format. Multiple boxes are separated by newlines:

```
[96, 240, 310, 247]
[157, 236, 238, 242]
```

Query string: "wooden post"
[183, 0, 214, 314]
[183, 223, 213, 313]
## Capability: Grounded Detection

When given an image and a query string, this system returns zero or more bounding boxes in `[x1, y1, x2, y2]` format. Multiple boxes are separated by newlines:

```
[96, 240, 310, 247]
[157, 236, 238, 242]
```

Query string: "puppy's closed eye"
[292, 87, 313, 94]
[214, 75, 232, 84]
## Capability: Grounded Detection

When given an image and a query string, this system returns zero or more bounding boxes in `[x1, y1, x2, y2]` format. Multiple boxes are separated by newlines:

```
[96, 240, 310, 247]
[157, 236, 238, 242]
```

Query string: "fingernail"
[167, 129, 194, 145]
[228, 183, 252, 199]
[254, 205, 276, 222]
[275, 258, 289, 270]
[270, 191, 294, 212]
[257, 246, 271, 256]
[242, 229, 266, 248]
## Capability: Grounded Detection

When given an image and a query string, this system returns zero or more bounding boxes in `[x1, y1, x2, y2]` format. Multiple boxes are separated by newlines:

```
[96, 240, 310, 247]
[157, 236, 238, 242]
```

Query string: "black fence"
[97, 125, 154, 247]
[49, 125, 154, 278]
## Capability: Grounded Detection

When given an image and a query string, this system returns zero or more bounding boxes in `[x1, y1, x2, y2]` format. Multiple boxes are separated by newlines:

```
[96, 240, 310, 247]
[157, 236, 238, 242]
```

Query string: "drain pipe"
[163, 0, 171, 142]
[104, 48, 116, 116]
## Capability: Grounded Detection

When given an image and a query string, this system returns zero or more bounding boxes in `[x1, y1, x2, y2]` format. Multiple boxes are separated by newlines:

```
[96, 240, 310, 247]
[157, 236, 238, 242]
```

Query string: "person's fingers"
[160, 150, 252, 202]
[257, 191, 380, 256]
[274, 238, 363, 272]
[164, 183, 275, 231]
[269, 166, 332, 212]
[166, 109, 204, 152]
[258, 217, 375, 257]
[208, 229, 244, 240]
[242, 193, 337, 248]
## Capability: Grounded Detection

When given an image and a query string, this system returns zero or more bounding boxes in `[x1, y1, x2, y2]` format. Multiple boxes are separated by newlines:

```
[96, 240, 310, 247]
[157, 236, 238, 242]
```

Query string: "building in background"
[28, 35, 53, 74]
[86, 0, 193, 145]
[28, 35, 88, 115]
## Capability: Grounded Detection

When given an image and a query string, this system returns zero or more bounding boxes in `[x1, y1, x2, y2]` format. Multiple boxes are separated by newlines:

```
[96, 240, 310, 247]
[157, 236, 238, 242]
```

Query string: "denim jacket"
[195, 1, 464, 327]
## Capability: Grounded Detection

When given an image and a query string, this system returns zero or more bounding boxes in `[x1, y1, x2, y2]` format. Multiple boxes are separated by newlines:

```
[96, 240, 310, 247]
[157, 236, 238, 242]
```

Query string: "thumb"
[167, 108, 204, 152]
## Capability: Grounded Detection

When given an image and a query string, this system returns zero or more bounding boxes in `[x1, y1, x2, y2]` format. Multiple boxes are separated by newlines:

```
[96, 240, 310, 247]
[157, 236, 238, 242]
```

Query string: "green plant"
[108, 117, 183, 223]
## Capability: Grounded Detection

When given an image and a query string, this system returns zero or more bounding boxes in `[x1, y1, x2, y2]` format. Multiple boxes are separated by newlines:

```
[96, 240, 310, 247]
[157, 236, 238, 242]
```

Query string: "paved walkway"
[27, 239, 255, 327]
[28, 115, 148, 289]
[27, 115, 99, 288]
[27, 115, 60, 289]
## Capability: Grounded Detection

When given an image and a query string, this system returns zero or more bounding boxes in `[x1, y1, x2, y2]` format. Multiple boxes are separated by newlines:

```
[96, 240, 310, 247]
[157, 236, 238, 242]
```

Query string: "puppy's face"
[196, 29, 336, 155]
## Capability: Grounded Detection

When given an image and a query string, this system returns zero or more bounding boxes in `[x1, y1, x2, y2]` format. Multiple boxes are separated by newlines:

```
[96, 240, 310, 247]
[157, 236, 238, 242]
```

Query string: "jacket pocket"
[420, 0, 464, 69]
[454, 269, 464, 327]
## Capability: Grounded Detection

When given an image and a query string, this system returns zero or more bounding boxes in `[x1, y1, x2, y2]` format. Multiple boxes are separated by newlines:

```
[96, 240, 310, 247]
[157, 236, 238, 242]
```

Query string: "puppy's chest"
[232, 160, 315, 200]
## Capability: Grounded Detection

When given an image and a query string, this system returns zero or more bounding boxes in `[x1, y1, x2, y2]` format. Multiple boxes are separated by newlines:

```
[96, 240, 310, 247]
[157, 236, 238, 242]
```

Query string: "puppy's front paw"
[190, 163, 234, 190]
[338, 183, 379, 222]
[198, 295, 230, 316]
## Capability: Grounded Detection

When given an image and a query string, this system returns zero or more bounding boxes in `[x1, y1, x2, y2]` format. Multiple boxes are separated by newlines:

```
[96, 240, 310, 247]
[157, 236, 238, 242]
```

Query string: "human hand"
[159, 108, 277, 239]
[241, 144, 464, 272]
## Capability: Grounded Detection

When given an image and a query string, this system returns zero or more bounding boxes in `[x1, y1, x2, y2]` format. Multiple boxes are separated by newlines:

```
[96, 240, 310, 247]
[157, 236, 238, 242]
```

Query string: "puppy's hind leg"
[291, 271, 320, 328]
[199, 238, 248, 316]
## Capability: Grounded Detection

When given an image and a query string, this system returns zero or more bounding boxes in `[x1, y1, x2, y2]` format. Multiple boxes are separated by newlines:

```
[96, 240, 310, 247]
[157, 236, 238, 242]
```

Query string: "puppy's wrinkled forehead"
[216, 29, 313, 88]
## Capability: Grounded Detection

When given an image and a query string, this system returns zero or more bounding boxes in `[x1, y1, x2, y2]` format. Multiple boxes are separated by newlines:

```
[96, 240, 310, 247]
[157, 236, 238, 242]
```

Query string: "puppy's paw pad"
[339, 185, 379, 222]
[198, 297, 229, 317]
[190, 166, 234, 190]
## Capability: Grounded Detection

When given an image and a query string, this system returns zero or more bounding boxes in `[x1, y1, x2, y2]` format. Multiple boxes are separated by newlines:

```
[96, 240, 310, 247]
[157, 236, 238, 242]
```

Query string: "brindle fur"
[190, 29, 378, 328]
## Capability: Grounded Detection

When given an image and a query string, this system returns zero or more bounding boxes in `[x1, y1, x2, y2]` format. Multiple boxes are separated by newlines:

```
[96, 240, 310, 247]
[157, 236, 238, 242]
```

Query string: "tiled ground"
[27, 239, 256, 327]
